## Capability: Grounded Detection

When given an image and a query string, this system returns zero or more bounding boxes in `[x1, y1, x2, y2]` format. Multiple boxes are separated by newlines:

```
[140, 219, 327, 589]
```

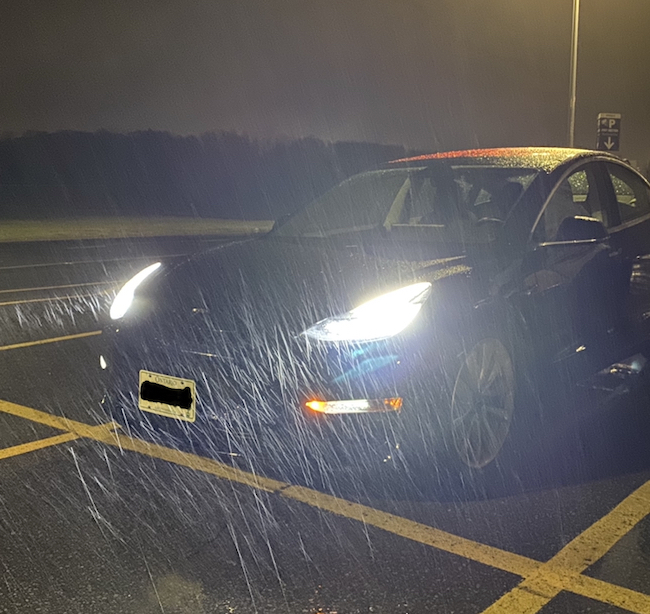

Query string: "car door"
[601, 161, 650, 344]
[602, 161, 650, 257]
[516, 161, 628, 383]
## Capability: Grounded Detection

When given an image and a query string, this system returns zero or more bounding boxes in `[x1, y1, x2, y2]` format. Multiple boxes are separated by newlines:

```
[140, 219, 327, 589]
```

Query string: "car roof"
[389, 147, 620, 173]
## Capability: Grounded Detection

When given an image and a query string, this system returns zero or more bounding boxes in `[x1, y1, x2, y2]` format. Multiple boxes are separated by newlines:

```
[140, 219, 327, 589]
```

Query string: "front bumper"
[99, 322, 451, 487]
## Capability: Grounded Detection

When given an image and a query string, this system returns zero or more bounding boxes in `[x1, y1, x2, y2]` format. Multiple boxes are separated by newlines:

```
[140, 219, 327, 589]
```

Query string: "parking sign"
[596, 113, 621, 151]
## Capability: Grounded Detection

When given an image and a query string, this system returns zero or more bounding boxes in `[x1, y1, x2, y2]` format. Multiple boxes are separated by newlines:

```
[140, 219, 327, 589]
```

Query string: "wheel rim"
[451, 338, 515, 469]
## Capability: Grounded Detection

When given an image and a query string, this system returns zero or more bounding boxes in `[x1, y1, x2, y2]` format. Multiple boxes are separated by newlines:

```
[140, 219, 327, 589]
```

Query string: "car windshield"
[275, 165, 539, 238]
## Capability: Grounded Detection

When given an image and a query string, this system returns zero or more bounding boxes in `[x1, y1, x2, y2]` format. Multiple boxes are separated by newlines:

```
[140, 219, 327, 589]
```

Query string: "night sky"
[2, 0, 649, 163]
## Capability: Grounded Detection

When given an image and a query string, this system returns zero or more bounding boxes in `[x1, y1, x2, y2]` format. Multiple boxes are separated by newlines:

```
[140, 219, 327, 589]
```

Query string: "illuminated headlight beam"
[109, 262, 161, 320]
[303, 282, 432, 342]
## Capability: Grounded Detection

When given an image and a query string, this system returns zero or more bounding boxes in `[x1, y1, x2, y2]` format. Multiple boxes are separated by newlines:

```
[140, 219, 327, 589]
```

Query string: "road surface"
[2, 236, 650, 613]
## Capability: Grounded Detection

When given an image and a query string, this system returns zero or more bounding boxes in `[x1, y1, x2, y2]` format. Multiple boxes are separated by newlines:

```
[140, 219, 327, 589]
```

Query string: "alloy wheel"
[450, 338, 515, 469]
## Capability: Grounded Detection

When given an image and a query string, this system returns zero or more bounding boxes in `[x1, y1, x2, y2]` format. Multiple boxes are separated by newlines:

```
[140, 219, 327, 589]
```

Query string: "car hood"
[107, 235, 485, 479]
[127, 236, 474, 344]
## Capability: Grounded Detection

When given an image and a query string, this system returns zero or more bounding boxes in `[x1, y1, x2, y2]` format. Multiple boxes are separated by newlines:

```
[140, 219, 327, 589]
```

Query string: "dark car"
[100, 147, 650, 493]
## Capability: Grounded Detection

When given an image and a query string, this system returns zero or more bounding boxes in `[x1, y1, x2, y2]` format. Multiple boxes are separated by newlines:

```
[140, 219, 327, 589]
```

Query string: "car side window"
[605, 163, 650, 225]
[533, 168, 596, 242]
[404, 176, 441, 224]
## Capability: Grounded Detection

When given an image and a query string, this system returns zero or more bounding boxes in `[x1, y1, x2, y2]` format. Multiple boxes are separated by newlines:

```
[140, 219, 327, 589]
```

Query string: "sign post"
[596, 113, 621, 151]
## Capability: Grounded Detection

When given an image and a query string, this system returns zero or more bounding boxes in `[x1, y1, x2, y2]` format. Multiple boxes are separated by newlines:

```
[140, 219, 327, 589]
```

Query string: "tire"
[399, 315, 542, 500]
[449, 337, 516, 469]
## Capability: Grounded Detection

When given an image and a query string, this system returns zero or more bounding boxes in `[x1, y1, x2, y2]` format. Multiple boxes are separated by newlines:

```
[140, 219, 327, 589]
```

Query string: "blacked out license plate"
[138, 370, 196, 422]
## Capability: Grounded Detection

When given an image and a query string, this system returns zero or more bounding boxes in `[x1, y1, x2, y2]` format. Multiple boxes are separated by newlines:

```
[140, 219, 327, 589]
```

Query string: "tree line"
[0, 130, 411, 220]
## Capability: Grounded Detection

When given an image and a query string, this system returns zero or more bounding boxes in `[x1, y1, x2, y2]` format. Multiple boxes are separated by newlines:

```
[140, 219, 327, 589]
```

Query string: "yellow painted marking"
[278, 487, 650, 613]
[0, 330, 102, 352]
[0, 432, 80, 459]
[2, 397, 650, 612]
[0, 401, 124, 438]
[0, 400, 287, 492]
[109, 435, 289, 493]
[0, 290, 112, 307]
[0, 280, 119, 295]
[0, 252, 183, 272]
[564, 573, 650, 613]
[280, 485, 539, 575]
[481, 480, 650, 614]
[0, 421, 117, 461]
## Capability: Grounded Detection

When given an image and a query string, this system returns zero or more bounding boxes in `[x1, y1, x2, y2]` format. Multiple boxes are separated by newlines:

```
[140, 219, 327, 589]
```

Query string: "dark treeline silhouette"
[0, 130, 411, 220]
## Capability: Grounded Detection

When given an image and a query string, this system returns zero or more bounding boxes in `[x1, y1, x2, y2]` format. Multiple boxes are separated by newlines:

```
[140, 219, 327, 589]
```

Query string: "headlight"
[303, 282, 432, 342]
[109, 262, 162, 320]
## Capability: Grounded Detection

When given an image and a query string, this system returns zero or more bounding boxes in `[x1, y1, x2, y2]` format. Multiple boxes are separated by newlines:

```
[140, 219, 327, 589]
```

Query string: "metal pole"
[568, 0, 580, 147]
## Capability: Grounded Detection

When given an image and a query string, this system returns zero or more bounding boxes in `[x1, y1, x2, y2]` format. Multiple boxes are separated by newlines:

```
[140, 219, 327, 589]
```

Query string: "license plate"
[139, 370, 196, 422]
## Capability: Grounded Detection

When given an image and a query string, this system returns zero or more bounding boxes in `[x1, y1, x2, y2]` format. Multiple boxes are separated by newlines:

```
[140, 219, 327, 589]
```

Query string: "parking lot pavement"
[3, 236, 650, 612]
[3, 335, 650, 613]
[0, 374, 70, 451]
[0, 413, 521, 614]
[0, 235, 236, 347]
[586, 516, 650, 600]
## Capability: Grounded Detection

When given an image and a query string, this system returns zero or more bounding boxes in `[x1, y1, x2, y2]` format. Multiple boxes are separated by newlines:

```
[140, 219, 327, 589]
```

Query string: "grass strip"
[0, 217, 273, 243]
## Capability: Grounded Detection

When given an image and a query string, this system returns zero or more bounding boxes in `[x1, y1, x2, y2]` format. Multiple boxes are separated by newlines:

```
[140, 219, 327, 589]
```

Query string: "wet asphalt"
[1, 238, 650, 613]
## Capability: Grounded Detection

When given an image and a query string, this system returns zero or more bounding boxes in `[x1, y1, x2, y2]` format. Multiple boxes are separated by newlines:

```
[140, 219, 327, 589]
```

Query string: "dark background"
[2, 1, 649, 219]
[2, 1, 649, 165]
[0, 130, 408, 219]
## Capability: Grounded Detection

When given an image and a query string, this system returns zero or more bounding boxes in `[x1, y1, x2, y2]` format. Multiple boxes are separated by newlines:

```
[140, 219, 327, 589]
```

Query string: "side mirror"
[555, 215, 607, 242]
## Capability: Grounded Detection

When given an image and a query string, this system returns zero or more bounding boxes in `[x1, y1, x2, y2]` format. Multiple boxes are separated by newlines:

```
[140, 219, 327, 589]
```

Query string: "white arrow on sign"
[605, 137, 616, 149]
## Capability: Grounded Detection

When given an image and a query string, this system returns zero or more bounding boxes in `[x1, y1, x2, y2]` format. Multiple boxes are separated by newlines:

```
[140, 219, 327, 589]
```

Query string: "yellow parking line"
[480, 480, 650, 614]
[280, 486, 650, 613]
[2, 397, 650, 612]
[482, 571, 650, 614]
[104, 431, 291, 493]
[0, 399, 288, 492]
[0, 420, 118, 461]
[0, 432, 80, 459]
[565, 573, 650, 613]
[0, 290, 112, 307]
[0, 280, 119, 295]
[0, 330, 102, 352]
[281, 484, 539, 575]
[0, 400, 101, 432]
